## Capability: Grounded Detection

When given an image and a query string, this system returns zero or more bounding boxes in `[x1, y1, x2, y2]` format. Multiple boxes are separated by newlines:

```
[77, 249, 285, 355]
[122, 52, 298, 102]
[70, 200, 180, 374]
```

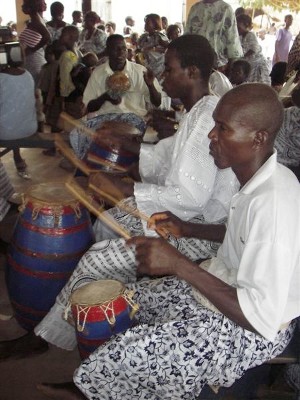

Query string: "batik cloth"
[185, 0, 243, 67]
[239, 32, 271, 84]
[275, 106, 300, 167]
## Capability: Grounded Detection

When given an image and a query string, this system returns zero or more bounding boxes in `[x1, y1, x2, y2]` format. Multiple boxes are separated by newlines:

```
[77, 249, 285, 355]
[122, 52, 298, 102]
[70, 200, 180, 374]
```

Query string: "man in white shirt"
[36, 83, 299, 400]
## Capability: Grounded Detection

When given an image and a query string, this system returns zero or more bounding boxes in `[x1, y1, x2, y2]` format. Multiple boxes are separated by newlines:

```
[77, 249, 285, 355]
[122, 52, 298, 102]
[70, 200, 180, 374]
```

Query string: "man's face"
[108, 38, 127, 70]
[162, 48, 190, 99]
[285, 16, 293, 28]
[208, 98, 256, 170]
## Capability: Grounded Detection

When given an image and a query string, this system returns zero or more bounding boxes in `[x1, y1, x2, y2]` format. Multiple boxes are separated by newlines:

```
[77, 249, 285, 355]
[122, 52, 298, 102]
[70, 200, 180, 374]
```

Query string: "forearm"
[181, 222, 226, 242]
[87, 94, 107, 112]
[147, 84, 161, 107]
[176, 260, 257, 333]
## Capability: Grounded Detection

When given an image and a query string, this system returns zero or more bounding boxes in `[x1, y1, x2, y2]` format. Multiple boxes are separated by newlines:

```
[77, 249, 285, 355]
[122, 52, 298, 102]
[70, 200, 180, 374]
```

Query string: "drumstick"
[65, 180, 131, 240]
[60, 112, 96, 139]
[88, 183, 150, 223]
[55, 135, 92, 176]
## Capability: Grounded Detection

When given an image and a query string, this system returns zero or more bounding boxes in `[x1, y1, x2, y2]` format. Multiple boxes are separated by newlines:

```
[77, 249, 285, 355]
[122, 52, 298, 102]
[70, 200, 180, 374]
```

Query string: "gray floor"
[0, 148, 297, 400]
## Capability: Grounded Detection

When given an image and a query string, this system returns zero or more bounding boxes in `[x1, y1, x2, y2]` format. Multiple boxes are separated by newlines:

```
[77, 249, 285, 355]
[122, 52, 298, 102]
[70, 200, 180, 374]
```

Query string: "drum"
[84, 140, 139, 173]
[66, 280, 139, 359]
[6, 182, 95, 331]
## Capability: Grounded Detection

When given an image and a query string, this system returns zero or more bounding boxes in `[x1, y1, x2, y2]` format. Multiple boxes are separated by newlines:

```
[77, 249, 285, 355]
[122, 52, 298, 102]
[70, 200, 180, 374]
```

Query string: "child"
[71, 51, 98, 96]
[237, 14, 271, 84]
[137, 14, 169, 81]
[270, 61, 287, 92]
[229, 59, 251, 86]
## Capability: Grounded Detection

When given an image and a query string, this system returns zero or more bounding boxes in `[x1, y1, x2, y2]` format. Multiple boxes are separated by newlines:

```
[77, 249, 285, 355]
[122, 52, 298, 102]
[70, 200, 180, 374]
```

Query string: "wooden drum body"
[6, 182, 95, 331]
[66, 280, 139, 359]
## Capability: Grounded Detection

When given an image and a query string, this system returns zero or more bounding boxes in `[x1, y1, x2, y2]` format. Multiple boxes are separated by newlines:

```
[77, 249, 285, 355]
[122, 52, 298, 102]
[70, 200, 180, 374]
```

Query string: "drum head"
[26, 182, 75, 205]
[71, 280, 124, 305]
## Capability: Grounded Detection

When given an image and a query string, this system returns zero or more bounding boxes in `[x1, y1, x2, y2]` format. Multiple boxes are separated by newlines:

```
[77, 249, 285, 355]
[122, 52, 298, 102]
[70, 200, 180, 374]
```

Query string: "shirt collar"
[239, 150, 277, 195]
[103, 59, 131, 75]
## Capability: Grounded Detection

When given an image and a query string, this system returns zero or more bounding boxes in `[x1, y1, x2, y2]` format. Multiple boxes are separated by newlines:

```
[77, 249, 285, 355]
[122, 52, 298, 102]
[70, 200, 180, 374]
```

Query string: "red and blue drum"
[66, 280, 139, 359]
[6, 182, 95, 331]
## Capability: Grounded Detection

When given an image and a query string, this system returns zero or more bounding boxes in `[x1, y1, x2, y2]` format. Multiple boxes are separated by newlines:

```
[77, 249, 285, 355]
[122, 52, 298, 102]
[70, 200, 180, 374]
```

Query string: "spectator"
[166, 24, 181, 42]
[273, 15, 293, 65]
[105, 21, 116, 36]
[229, 58, 251, 86]
[71, 10, 83, 28]
[185, 0, 243, 72]
[46, 1, 67, 42]
[79, 11, 107, 59]
[123, 16, 135, 37]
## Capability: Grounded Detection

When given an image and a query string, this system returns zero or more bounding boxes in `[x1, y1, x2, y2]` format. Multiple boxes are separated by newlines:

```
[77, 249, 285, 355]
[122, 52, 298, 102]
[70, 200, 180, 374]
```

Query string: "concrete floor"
[0, 148, 297, 400]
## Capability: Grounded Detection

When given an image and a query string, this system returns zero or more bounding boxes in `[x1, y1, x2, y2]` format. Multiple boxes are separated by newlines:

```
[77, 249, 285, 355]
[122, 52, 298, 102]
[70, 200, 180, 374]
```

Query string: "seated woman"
[237, 14, 271, 84]
[78, 11, 107, 60]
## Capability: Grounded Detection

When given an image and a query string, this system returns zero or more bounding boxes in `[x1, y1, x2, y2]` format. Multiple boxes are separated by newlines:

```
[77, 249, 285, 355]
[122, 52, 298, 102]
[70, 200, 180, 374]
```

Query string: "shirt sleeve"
[223, 7, 244, 59]
[134, 98, 219, 220]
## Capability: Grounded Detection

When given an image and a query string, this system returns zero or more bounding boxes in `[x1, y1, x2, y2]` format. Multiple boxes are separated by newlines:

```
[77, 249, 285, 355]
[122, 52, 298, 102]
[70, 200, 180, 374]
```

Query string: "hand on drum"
[127, 236, 186, 277]
[89, 171, 134, 205]
[149, 110, 178, 140]
[147, 211, 186, 239]
[104, 92, 122, 105]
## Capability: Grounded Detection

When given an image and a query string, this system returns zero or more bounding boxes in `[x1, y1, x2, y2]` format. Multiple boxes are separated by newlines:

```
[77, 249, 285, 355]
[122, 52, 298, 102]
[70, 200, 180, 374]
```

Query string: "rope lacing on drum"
[64, 289, 139, 333]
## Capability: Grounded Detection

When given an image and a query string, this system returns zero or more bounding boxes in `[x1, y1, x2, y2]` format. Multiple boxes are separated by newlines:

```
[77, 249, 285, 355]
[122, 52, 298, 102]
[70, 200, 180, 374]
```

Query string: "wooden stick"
[65, 180, 131, 240]
[59, 112, 96, 139]
[89, 183, 150, 223]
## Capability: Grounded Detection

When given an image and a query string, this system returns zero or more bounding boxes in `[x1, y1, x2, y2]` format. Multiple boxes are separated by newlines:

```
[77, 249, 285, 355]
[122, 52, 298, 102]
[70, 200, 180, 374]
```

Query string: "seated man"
[70, 34, 162, 159]
[87, 34, 238, 244]
[0, 34, 237, 358]
[37, 83, 300, 399]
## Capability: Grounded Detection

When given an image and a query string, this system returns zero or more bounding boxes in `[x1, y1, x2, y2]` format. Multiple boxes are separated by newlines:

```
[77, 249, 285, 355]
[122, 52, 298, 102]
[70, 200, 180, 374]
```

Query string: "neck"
[234, 151, 273, 188]
[181, 83, 209, 112]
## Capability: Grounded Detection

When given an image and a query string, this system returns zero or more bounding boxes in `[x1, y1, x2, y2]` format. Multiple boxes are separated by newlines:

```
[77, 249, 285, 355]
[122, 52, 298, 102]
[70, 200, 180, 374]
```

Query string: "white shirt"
[136, 95, 239, 225]
[207, 152, 300, 341]
[209, 70, 233, 98]
[83, 59, 162, 117]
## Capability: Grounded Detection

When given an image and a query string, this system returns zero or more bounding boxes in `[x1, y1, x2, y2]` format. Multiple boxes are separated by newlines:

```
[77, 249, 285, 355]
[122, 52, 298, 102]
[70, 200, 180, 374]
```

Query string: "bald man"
[36, 83, 300, 400]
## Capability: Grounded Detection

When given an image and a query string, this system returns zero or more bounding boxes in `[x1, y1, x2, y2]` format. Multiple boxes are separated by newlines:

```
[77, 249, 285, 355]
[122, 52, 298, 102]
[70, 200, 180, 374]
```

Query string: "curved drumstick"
[65, 179, 131, 240]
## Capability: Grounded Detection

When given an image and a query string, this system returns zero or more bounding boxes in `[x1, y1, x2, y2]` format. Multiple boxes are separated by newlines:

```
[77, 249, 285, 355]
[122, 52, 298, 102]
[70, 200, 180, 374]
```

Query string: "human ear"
[253, 131, 268, 148]
[187, 65, 200, 79]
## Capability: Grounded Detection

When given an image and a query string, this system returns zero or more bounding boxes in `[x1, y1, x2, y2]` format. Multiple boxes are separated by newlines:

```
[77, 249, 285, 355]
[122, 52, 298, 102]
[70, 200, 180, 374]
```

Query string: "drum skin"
[5, 183, 95, 331]
[69, 280, 138, 359]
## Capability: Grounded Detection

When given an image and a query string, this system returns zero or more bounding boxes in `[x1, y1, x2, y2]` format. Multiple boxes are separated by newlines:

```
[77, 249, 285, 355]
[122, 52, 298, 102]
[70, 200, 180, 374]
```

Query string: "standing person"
[185, 0, 243, 72]
[19, 0, 50, 86]
[0, 50, 37, 179]
[273, 14, 293, 65]
[71, 10, 83, 29]
[123, 16, 135, 37]
[105, 21, 116, 36]
[237, 14, 271, 84]
[35, 83, 299, 400]
[46, 1, 67, 42]
[285, 32, 300, 78]
[78, 11, 107, 60]
[161, 16, 168, 34]
[137, 13, 169, 81]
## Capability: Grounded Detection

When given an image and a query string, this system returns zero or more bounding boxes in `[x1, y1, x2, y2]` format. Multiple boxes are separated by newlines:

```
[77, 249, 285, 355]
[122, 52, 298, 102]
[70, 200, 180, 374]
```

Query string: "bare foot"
[0, 331, 48, 361]
[36, 382, 86, 399]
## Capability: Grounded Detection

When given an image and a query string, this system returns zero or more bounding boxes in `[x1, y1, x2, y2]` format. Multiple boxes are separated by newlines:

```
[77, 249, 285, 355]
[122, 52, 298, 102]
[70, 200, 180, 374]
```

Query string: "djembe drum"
[6, 182, 95, 331]
[65, 280, 139, 359]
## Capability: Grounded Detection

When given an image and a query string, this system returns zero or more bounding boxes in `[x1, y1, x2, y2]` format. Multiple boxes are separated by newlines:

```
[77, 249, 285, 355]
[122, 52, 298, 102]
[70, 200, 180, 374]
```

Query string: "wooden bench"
[0, 132, 56, 158]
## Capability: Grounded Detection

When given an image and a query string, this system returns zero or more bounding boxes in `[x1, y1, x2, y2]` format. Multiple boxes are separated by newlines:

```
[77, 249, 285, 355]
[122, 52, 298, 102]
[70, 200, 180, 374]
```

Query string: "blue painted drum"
[65, 280, 139, 360]
[5, 182, 95, 331]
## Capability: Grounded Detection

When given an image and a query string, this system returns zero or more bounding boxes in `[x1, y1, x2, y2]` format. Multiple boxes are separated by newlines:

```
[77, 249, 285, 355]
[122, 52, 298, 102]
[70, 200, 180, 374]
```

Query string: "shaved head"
[220, 83, 284, 143]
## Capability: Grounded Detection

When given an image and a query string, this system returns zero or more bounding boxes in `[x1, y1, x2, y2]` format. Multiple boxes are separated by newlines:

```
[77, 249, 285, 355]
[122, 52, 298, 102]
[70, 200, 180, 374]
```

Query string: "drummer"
[28, 84, 300, 398]
[70, 33, 162, 159]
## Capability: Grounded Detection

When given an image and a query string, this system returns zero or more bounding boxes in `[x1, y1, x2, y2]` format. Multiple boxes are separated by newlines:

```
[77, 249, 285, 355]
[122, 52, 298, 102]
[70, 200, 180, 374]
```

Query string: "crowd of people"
[0, 0, 300, 399]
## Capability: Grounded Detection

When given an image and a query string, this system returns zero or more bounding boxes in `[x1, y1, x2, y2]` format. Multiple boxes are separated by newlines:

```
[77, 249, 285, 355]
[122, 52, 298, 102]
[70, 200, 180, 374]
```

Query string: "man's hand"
[89, 172, 134, 205]
[147, 211, 186, 238]
[105, 92, 122, 105]
[143, 68, 155, 87]
[127, 236, 186, 276]
[150, 110, 178, 140]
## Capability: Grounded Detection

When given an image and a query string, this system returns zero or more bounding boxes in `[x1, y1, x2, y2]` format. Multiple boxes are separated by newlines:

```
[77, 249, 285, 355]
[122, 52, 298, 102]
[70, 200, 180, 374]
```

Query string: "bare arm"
[128, 237, 258, 334]
[143, 69, 161, 107]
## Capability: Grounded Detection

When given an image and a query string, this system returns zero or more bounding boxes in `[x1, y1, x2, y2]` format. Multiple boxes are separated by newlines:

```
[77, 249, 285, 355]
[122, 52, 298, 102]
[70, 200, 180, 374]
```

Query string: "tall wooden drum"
[6, 182, 95, 331]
